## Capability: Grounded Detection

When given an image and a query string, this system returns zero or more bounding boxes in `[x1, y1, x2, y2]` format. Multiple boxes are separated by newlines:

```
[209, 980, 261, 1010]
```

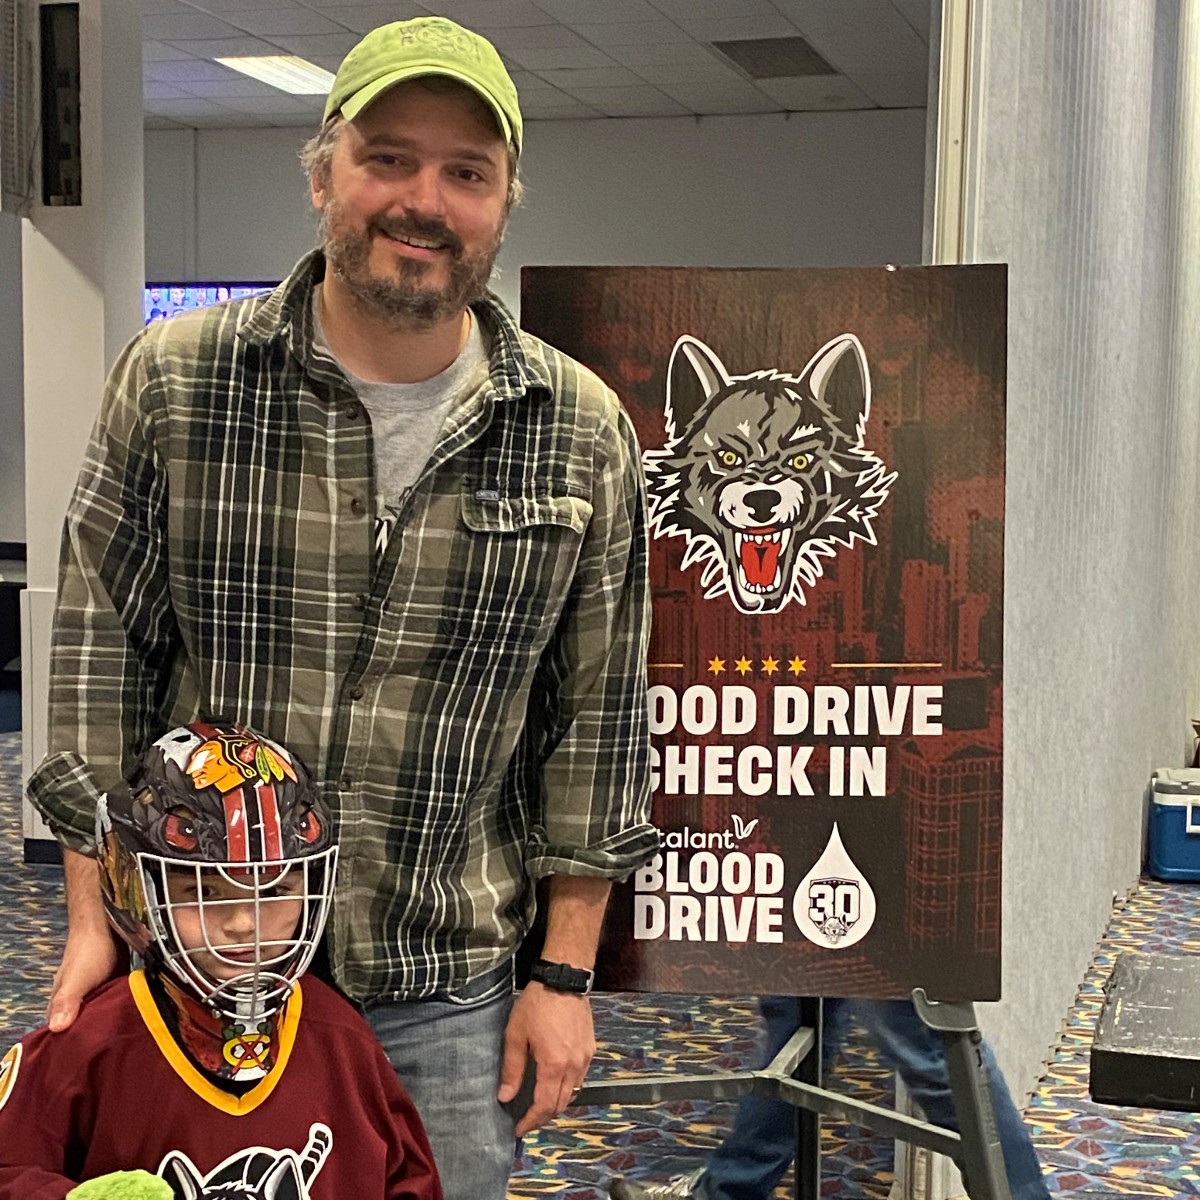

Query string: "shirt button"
[344, 401, 363, 420]
[353, 592, 367, 611]
[349, 684, 365, 700]
[350, 496, 366, 517]
[341, 773, 354, 788]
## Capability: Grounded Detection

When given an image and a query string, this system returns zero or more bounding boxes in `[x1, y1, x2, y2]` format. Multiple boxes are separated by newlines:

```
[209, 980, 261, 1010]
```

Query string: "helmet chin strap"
[154, 971, 289, 1085]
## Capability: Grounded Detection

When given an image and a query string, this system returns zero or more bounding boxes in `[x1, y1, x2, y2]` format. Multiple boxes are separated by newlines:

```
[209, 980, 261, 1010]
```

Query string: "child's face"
[165, 866, 306, 983]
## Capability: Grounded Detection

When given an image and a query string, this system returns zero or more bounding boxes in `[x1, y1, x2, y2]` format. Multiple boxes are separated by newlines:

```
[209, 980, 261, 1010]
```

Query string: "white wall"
[0, 212, 24, 543]
[145, 108, 928, 305]
[967, 0, 1200, 1098]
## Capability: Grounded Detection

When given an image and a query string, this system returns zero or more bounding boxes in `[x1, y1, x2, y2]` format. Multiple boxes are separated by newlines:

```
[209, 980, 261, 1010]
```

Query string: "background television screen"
[144, 281, 275, 325]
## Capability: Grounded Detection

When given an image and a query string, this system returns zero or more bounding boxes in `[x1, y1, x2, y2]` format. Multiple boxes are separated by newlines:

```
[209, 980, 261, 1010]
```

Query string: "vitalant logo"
[638, 815, 783, 943]
[643, 334, 895, 615]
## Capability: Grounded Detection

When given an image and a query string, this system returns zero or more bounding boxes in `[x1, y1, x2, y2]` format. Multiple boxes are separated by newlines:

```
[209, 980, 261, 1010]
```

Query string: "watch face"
[534, 960, 594, 993]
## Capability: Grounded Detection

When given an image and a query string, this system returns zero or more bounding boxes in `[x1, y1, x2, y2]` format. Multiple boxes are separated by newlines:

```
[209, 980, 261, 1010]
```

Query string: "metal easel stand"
[575, 989, 1011, 1200]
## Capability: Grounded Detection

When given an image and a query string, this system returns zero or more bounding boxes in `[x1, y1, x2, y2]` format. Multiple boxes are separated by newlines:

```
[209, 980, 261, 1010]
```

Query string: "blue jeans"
[696, 997, 1050, 1200]
[365, 964, 517, 1200]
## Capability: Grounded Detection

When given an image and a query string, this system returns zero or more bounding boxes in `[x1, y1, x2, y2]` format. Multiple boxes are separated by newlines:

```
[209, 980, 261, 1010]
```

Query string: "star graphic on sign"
[708, 657, 726, 675]
[761, 656, 779, 676]
[734, 656, 754, 676]
[788, 656, 807, 674]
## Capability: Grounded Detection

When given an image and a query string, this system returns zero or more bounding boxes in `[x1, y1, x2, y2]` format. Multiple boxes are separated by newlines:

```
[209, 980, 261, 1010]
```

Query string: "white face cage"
[138, 848, 338, 1022]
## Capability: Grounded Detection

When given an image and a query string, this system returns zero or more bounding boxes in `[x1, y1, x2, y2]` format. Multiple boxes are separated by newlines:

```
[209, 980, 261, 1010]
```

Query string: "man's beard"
[320, 199, 503, 329]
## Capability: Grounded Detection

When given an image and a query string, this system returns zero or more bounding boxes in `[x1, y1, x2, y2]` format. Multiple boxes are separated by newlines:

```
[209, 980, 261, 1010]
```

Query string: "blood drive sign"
[522, 265, 1008, 1001]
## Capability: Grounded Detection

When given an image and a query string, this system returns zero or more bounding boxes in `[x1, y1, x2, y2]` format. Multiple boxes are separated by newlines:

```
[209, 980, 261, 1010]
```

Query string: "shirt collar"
[239, 248, 552, 403]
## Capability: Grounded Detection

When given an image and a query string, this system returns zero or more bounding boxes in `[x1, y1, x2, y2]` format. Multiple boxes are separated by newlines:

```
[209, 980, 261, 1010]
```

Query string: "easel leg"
[911, 989, 1011, 1200]
[793, 996, 822, 1200]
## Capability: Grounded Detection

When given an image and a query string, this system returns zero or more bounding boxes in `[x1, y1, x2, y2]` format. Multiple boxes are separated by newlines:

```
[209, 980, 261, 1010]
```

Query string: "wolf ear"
[665, 336, 731, 435]
[801, 334, 871, 435]
[260, 1154, 305, 1200]
[158, 1152, 205, 1200]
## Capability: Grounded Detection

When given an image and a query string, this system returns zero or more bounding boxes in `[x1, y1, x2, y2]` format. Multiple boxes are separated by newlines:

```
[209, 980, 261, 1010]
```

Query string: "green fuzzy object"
[66, 1170, 174, 1200]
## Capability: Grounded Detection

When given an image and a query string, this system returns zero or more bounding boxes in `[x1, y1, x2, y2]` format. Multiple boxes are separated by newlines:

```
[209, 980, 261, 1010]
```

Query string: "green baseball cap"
[323, 16, 523, 155]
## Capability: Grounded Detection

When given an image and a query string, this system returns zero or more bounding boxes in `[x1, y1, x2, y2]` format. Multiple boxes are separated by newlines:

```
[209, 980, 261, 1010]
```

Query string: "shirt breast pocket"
[437, 492, 594, 648]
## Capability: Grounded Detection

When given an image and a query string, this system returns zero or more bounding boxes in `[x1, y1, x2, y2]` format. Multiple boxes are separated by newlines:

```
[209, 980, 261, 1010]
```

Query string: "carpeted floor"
[3, 730, 1199, 1198]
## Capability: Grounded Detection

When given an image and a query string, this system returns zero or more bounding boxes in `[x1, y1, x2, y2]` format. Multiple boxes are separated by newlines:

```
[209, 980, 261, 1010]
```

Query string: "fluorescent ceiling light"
[215, 56, 335, 95]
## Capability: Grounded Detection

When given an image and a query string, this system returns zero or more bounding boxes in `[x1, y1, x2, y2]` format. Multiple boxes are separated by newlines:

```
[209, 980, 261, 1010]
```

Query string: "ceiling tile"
[190, 111, 296, 128]
[143, 82, 195, 101]
[143, 39, 197, 62]
[656, 79, 779, 114]
[537, 65, 648, 90]
[162, 37, 283, 58]
[262, 31, 360, 56]
[562, 85, 687, 116]
[220, 94, 325, 114]
[850, 70, 929, 107]
[223, 8, 348, 35]
[308, 5, 421, 33]
[483, 24, 601, 51]
[680, 15, 801, 42]
[756, 74, 875, 110]
[191, 0, 308, 10]
[771, 0, 928, 76]
[144, 97, 241, 118]
[143, 13, 247, 40]
[890, 0, 931, 43]
[144, 114, 187, 129]
[606, 41, 724, 67]
[628, 60, 745, 85]
[427, 1, 555, 27]
[507, 69, 560, 93]
[519, 97, 603, 119]
[567, 20, 688, 47]
[140, 0, 202, 14]
[533, 0, 662, 21]
[503, 45, 615, 69]
[146, 58, 245, 83]
[182, 77, 288, 97]
[647, 0, 779, 17]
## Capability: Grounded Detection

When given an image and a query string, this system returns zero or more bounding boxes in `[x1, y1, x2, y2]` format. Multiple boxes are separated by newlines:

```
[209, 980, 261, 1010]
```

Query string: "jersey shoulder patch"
[0, 1043, 22, 1112]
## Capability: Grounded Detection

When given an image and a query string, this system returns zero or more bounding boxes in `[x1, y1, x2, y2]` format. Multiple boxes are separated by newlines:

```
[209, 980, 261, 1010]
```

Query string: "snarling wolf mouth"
[644, 334, 895, 615]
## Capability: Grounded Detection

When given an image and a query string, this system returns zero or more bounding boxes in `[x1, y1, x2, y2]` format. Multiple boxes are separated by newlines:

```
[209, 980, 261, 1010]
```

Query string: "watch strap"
[530, 957, 595, 995]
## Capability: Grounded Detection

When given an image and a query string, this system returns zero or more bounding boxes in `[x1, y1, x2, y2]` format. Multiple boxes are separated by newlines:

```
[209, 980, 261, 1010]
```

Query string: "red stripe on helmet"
[224, 792, 249, 862]
[258, 784, 283, 861]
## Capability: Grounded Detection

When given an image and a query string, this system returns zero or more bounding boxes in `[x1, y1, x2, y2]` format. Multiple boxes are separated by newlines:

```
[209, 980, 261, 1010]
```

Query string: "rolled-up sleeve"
[26, 332, 179, 854]
[524, 390, 658, 881]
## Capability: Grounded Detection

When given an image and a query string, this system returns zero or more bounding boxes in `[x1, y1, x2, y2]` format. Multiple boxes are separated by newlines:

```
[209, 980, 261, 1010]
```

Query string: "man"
[610, 996, 1052, 1200]
[28, 17, 656, 1200]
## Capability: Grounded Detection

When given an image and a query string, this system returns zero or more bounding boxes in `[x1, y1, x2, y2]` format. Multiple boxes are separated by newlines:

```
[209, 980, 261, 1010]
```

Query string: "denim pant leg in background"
[851, 998, 1050, 1200]
[365, 965, 517, 1200]
[699, 997, 1050, 1200]
[696, 996, 816, 1200]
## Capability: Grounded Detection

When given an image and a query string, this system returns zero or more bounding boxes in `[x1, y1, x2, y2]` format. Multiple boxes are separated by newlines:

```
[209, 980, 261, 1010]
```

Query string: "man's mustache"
[371, 214, 464, 257]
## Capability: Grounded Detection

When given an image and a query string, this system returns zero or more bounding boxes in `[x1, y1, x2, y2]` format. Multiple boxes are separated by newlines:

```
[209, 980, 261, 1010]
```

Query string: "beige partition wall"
[942, 0, 1200, 1096]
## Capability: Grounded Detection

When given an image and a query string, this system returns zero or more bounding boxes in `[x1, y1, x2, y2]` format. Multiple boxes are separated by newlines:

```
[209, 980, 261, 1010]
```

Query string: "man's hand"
[47, 849, 120, 1032]
[47, 925, 119, 1032]
[498, 981, 595, 1135]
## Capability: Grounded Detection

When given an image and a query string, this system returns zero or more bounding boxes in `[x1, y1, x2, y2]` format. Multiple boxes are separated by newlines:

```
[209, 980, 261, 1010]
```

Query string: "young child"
[0, 720, 443, 1200]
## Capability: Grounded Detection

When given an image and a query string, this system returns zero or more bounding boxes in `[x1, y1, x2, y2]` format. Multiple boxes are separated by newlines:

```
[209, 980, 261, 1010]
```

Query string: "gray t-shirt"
[313, 285, 488, 557]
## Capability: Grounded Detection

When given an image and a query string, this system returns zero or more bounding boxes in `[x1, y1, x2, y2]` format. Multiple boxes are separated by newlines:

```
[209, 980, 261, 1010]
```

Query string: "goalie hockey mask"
[97, 721, 337, 1025]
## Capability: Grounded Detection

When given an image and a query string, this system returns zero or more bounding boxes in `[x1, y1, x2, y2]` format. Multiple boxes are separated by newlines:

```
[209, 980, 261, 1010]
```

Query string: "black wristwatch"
[530, 958, 595, 995]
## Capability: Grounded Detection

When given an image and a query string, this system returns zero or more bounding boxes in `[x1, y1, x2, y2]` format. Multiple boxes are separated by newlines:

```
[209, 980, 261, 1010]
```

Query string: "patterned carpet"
[2, 730, 1199, 1198]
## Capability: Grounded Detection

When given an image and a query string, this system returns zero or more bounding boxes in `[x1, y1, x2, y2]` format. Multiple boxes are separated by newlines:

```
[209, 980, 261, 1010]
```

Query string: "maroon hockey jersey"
[0, 971, 442, 1200]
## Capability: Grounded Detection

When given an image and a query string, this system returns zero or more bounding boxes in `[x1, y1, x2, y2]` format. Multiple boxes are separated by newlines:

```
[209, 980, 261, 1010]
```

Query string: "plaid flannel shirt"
[28, 251, 657, 1003]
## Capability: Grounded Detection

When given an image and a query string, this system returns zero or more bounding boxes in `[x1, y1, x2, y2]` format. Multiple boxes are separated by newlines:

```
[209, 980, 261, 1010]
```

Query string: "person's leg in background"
[851, 998, 1051, 1200]
[365, 965, 517, 1200]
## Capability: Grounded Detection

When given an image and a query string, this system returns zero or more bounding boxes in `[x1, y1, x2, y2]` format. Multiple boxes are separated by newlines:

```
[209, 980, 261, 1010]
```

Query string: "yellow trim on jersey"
[128, 969, 303, 1116]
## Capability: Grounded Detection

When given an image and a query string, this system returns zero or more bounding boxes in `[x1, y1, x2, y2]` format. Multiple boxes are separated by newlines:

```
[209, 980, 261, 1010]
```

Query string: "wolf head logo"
[157, 1122, 331, 1199]
[644, 334, 895, 614]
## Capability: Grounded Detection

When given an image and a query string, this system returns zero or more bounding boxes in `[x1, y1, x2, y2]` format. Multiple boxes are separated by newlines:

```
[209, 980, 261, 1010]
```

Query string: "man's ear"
[310, 171, 327, 213]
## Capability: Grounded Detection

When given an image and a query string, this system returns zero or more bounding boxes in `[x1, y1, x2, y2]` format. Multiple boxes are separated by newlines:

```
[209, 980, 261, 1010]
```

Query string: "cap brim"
[335, 65, 517, 150]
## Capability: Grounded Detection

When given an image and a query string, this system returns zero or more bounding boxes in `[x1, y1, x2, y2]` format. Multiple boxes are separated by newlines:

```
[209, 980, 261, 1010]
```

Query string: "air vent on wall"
[710, 35, 836, 80]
